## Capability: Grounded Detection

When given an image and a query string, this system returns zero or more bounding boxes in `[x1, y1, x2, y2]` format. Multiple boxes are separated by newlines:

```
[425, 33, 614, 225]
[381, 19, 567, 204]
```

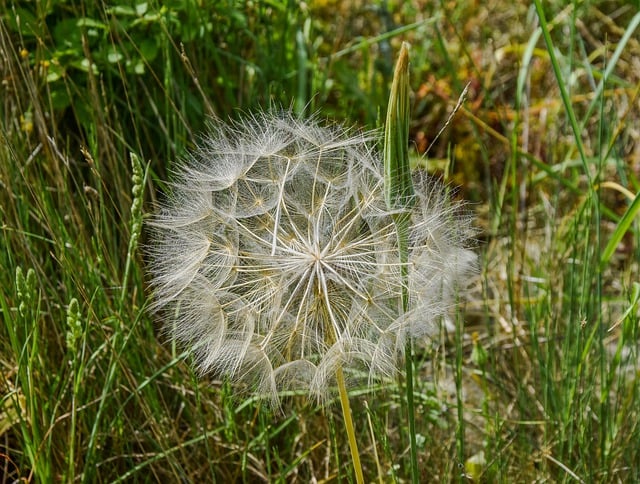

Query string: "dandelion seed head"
[147, 111, 476, 404]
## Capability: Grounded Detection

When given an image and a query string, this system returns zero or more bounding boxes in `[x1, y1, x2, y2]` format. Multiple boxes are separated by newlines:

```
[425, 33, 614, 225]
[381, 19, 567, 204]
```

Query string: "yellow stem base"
[336, 366, 364, 484]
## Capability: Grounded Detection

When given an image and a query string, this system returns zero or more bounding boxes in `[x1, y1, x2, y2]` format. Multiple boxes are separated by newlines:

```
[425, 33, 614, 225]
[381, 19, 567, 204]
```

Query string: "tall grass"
[1, 0, 639, 481]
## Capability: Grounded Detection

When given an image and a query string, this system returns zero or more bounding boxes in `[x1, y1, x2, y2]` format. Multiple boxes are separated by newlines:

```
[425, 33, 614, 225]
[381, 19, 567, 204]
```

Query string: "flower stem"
[396, 212, 419, 484]
[384, 42, 420, 484]
[336, 366, 364, 484]
[404, 348, 418, 482]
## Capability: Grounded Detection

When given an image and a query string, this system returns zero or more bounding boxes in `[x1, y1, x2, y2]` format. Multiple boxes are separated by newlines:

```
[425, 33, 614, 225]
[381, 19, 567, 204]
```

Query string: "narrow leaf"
[601, 189, 640, 268]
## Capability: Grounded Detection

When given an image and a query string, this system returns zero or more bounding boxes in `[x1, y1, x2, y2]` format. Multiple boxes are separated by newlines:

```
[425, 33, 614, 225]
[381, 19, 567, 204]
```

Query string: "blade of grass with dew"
[383, 41, 418, 484]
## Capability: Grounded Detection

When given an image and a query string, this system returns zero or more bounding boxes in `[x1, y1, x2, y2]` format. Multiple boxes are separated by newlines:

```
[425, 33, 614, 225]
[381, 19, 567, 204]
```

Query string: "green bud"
[384, 42, 415, 212]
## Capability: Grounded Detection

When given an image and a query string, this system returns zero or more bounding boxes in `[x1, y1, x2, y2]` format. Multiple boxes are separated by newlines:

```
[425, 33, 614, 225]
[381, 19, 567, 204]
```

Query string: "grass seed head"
[147, 111, 476, 405]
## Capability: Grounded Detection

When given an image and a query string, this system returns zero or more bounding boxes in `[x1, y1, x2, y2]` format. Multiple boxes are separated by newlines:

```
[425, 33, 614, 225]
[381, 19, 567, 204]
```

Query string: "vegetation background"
[1, 0, 639, 481]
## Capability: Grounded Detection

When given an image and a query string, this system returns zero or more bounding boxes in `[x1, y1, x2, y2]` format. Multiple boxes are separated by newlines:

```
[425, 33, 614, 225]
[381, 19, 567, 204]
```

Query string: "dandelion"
[147, 111, 476, 405]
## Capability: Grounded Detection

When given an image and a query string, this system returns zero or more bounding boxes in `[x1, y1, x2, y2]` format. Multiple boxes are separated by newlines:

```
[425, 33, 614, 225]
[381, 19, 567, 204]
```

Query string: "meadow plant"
[146, 41, 476, 482]
[147, 111, 476, 405]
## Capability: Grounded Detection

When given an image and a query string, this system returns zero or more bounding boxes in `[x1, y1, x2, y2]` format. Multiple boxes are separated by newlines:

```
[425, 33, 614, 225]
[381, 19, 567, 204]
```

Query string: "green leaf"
[139, 38, 159, 62]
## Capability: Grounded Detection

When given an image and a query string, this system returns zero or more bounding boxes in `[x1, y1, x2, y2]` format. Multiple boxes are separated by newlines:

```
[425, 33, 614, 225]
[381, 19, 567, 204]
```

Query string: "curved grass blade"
[601, 190, 640, 268]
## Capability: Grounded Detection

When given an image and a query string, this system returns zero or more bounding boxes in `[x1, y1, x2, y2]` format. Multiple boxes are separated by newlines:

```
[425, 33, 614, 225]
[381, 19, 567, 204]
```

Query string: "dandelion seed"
[147, 111, 476, 405]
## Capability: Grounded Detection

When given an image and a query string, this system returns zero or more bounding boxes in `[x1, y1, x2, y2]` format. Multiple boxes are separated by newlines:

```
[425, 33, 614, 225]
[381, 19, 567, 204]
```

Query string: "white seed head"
[147, 111, 476, 405]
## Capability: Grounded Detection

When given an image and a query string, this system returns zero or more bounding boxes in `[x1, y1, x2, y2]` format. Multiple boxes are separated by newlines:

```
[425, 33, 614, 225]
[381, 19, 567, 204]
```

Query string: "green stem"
[396, 213, 418, 484]
[404, 345, 418, 481]
[336, 366, 364, 484]
[383, 41, 419, 484]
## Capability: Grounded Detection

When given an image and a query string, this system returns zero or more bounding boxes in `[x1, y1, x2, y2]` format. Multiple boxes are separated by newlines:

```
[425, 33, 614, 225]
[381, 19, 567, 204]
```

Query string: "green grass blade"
[580, 12, 640, 128]
[533, 0, 591, 184]
[601, 190, 640, 268]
